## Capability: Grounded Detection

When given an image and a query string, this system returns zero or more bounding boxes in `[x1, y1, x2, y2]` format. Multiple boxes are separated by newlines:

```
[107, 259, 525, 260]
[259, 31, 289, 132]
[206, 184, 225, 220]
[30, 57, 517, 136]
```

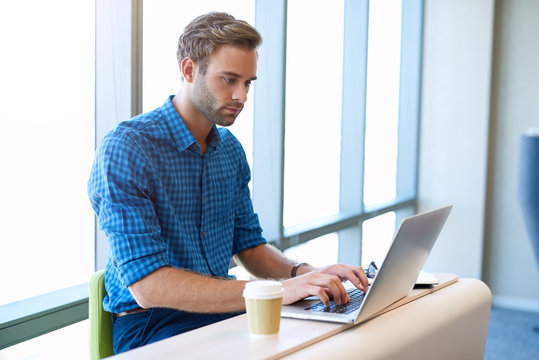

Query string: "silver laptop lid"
[354, 205, 452, 324]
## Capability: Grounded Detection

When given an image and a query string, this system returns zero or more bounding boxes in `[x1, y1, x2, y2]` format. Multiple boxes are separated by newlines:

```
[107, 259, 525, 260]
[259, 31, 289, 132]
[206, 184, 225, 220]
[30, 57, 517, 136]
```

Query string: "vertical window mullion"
[338, 0, 370, 265]
[396, 0, 423, 201]
[252, 0, 287, 245]
[395, 0, 423, 226]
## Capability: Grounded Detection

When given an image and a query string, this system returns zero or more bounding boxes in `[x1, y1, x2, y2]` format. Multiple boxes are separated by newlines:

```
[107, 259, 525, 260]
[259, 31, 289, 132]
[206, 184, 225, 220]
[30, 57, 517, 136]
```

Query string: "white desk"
[110, 276, 491, 360]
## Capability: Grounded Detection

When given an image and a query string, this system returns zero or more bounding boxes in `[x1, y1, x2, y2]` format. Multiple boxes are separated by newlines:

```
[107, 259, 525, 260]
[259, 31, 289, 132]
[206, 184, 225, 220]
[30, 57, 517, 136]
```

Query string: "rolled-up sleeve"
[89, 132, 169, 288]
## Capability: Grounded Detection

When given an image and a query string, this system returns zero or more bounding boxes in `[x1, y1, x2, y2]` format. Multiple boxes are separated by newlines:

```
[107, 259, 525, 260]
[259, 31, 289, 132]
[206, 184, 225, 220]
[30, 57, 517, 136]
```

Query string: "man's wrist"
[291, 262, 310, 278]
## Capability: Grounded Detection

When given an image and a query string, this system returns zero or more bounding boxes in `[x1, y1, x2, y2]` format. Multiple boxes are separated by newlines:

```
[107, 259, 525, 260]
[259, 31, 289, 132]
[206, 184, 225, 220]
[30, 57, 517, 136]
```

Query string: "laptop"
[281, 206, 452, 324]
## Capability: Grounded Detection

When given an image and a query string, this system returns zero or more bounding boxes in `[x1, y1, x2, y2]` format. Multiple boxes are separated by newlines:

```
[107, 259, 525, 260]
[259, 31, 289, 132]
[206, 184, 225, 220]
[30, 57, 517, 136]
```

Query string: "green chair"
[89, 270, 114, 359]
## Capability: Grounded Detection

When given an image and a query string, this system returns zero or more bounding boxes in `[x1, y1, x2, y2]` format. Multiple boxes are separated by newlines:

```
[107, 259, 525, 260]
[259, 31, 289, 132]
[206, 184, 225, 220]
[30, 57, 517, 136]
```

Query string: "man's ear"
[181, 57, 197, 83]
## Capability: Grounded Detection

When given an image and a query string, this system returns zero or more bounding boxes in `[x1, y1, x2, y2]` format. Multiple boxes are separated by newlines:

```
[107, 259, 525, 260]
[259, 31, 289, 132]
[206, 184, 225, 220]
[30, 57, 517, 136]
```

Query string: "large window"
[283, 0, 344, 229]
[1, 0, 423, 353]
[363, 0, 402, 207]
[278, 0, 421, 268]
[0, 0, 95, 352]
[0, 1, 95, 306]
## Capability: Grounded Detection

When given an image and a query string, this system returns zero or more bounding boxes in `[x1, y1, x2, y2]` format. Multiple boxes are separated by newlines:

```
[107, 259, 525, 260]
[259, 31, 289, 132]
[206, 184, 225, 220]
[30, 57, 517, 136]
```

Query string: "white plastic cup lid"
[243, 280, 283, 299]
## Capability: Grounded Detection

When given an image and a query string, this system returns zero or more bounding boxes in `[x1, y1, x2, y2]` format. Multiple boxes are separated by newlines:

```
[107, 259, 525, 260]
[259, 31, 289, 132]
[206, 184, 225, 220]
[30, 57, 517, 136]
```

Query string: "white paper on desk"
[365, 271, 437, 286]
[416, 271, 438, 285]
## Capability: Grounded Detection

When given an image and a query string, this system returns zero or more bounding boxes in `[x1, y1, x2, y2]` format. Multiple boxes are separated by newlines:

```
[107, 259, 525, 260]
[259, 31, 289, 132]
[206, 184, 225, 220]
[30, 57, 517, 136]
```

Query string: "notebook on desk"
[281, 206, 452, 325]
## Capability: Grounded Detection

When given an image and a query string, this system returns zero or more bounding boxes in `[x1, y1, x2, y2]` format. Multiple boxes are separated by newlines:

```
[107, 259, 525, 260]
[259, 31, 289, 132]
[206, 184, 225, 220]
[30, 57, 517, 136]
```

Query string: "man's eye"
[224, 77, 235, 84]
[245, 81, 252, 88]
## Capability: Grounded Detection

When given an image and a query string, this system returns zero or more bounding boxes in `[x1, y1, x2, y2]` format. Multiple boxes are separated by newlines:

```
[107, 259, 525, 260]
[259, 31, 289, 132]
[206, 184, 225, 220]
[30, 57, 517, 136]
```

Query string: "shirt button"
[202, 231, 206, 237]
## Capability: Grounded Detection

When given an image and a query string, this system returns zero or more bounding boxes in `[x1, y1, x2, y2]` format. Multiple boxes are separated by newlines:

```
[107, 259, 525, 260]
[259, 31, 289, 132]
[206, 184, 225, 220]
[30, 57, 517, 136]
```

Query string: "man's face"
[191, 45, 257, 127]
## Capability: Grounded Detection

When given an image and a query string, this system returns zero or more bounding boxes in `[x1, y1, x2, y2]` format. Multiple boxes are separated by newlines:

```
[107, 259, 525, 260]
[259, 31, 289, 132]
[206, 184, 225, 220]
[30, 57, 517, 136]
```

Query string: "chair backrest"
[89, 270, 114, 359]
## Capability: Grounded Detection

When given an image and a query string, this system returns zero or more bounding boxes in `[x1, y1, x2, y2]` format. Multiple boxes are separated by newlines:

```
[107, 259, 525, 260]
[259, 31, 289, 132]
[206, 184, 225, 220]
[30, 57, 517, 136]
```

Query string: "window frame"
[0, 0, 423, 349]
[254, 0, 423, 264]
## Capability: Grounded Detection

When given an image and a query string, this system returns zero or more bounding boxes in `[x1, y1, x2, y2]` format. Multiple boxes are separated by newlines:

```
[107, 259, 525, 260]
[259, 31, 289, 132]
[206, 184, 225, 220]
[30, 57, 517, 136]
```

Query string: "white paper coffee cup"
[243, 280, 284, 338]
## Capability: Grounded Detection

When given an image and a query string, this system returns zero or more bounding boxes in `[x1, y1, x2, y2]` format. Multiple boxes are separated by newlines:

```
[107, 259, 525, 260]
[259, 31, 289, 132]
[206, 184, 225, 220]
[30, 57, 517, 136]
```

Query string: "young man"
[88, 12, 368, 354]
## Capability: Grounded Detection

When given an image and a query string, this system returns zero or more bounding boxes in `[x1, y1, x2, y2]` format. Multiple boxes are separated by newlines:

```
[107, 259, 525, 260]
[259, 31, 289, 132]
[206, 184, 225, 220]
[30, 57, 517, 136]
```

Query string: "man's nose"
[232, 84, 248, 103]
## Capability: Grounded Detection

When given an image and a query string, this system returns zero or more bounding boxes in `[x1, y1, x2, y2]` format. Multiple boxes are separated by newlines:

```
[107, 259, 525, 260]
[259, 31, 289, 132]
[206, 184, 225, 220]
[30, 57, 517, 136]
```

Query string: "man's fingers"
[282, 269, 364, 306]
[310, 286, 331, 306]
[351, 268, 369, 291]
[321, 264, 369, 292]
[293, 273, 349, 305]
[311, 274, 349, 305]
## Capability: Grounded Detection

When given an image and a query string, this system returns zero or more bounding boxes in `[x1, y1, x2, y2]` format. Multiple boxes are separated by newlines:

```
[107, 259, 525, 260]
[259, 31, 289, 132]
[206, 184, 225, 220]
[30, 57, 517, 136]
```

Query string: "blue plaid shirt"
[88, 96, 266, 313]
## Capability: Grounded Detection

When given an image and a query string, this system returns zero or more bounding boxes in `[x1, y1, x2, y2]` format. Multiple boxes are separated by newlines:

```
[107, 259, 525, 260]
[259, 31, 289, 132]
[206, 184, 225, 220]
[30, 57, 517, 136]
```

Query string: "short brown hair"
[177, 12, 262, 75]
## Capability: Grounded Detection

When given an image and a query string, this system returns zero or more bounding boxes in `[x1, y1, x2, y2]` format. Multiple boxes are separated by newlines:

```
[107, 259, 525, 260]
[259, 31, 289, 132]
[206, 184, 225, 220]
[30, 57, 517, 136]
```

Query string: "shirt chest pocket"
[205, 169, 237, 220]
[202, 152, 239, 210]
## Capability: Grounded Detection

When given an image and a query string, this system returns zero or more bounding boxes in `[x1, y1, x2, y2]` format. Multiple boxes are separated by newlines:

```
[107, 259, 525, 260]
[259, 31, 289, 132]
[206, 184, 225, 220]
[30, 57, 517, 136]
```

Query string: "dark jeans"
[112, 308, 243, 354]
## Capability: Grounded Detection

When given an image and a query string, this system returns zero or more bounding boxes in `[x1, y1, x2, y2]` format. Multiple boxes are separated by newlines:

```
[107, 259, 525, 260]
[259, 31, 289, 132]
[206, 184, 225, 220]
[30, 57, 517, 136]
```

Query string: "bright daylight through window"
[361, 0, 402, 261]
[363, 0, 402, 207]
[0, 0, 95, 307]
[283, 0, 344, 229]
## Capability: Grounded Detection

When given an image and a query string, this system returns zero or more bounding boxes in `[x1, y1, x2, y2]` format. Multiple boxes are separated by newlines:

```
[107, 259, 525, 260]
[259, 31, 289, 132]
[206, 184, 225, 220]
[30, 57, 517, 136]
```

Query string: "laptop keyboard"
[305, 287, 366, 314]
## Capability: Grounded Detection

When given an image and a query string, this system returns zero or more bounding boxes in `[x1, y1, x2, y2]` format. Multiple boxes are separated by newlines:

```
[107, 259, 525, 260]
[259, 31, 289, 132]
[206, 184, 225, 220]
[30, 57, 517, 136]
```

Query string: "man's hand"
[281, 264, 368, 307]
[316, 264, 369, 293]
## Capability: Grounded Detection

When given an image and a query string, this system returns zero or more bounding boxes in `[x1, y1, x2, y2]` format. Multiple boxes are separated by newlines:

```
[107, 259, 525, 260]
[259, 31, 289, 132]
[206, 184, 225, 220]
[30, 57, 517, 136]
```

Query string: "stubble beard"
[193, 74, 243, 127]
